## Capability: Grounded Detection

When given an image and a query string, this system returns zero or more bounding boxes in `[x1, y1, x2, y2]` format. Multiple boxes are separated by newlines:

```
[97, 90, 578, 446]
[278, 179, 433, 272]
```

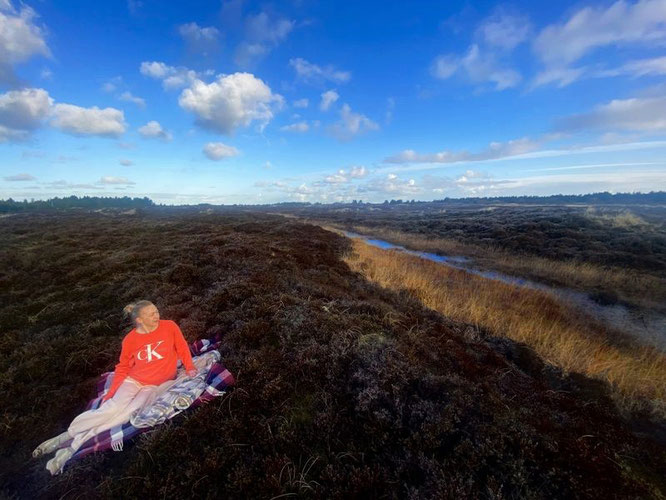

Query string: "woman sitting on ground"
[33, 300, 198, 475]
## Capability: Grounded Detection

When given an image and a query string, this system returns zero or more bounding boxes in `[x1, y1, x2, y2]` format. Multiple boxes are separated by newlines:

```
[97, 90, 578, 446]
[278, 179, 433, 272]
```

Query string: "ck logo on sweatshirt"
[137, 341, 164, 362]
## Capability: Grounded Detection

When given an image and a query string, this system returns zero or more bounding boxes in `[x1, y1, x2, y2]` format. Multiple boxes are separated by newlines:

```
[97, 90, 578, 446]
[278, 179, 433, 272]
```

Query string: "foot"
[46, 447, 74, 475]
[32, 431, 71, 458]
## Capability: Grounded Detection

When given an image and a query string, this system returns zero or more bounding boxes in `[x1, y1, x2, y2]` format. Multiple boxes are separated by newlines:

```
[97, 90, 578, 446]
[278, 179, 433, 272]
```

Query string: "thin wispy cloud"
[280, 121, 309, 133]
[385, 137, 541, 165]
[328, 103, 378, 141]
[178, 22, 220, 55]
[4, 172, 36, 181]
[379, 140, 666, 174]
[319, 90, 338, 111]
[289, 58, 351, 84]
[235, 10, 294, 67]
[119, 91, 146, 108]
[557, 96, 666, 132]
[98, 176, 135, 185]
[431, 10, 527, 91]
[140, 61, 212, 90]
[532, 0, 666, 87]
[526, 162, 663, 172]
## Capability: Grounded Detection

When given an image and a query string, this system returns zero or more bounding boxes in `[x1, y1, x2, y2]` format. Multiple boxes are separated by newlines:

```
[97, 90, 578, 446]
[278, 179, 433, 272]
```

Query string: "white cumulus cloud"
[50, 104, 126, 137]
[293, 98, 309, 108]
[324, 169, 348, 184]
[138, 120, 173, 141]
[321, 165, 368, 184]
[203, 141, 240, 160]
[0, 2, 50, 86]
[362, 174, 421, 196]
[1, 87, 130, 141]
[0, 87, 52, 141]
[179, 72, 284, 134]
[349, 165, 368, 178]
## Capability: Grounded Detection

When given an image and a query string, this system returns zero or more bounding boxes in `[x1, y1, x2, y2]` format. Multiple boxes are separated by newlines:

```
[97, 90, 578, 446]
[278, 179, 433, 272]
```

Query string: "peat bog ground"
[1, 209, 665, 498]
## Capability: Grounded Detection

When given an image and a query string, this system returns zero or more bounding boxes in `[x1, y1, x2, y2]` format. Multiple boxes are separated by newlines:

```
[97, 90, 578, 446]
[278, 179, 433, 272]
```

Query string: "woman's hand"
[186, 368, 198, 377]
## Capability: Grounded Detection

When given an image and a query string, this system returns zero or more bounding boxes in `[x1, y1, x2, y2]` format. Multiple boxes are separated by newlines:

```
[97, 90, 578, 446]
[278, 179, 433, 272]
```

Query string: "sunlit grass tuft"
[329, 223, 666, 311]
[343, 237, 666, 418]
[585, 207, 651, 228]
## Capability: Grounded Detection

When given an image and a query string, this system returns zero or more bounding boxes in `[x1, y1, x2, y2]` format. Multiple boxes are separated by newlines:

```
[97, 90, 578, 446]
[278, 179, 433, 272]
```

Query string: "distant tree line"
[1, 191, 663, 213]
[432, 191, 666, 205]
[266, 191, 666, 207]
[0, 195, 155, 213]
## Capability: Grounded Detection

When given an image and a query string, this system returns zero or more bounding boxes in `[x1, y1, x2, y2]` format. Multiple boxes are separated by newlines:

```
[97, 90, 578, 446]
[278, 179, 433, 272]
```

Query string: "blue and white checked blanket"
[55, 337, 235, 464]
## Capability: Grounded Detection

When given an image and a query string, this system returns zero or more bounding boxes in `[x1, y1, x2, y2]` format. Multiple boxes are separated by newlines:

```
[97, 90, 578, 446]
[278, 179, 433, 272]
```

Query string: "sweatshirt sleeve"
[102, 335, 133, 402]
[172, 321, 195, 372]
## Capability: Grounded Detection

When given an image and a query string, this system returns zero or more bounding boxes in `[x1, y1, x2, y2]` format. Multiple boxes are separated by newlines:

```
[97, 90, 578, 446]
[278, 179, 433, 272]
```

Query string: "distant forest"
[0, 191, 664, 213]
[0, 195, 155, 213]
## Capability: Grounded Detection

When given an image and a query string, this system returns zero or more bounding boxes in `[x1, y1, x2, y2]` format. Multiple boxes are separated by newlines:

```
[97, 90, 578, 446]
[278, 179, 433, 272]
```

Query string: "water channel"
[343, 230, 666, 352]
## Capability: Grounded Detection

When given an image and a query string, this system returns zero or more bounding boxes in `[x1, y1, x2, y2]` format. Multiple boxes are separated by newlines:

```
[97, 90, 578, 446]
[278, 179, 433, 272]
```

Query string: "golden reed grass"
[342, 236, 666, 418]
[334, 223, 666, 310]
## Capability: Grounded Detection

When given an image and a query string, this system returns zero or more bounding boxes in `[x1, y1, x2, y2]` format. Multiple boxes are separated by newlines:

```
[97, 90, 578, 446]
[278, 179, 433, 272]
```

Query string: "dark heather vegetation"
[274, 202, 666, 274]
[1, 209, 665, 499]
[432, 191, 666, 206]
[265, 197, 666, 314]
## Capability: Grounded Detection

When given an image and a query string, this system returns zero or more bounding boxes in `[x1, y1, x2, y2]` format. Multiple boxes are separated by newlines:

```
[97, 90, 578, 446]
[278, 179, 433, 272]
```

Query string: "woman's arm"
[102, 336, 133, 402]
[172, 321, 196, 373]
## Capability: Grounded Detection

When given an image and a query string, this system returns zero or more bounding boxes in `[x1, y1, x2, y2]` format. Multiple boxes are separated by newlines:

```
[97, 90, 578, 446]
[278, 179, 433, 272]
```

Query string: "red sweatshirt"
[102, 320, 195, 402]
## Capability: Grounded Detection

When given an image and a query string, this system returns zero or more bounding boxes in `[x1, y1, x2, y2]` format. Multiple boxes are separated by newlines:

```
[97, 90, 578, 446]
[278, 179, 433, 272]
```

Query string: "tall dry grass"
[330, 223, 666, 310]
[343, 237, 666, 418]
[584, 207, 652, 228]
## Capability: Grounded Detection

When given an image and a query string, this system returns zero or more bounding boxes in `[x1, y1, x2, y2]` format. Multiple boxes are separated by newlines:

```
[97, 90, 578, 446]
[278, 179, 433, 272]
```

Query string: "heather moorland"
[1, 206, 665, 498]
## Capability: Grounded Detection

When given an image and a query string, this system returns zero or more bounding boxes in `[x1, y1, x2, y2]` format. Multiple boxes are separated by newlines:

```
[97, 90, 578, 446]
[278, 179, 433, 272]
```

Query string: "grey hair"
[123, 300, 154, 324]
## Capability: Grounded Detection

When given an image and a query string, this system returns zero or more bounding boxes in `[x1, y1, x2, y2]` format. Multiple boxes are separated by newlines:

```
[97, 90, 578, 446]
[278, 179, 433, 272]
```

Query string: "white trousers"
[66, 374, 182, 452]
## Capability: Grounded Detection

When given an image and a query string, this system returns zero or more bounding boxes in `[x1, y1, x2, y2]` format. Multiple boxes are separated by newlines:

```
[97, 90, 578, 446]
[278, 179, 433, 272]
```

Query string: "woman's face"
[137, 304, 160, 330]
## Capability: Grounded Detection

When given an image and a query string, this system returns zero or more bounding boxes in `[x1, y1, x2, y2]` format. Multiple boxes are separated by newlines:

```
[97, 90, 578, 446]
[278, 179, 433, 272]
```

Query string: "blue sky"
[1, 0, 665, 204]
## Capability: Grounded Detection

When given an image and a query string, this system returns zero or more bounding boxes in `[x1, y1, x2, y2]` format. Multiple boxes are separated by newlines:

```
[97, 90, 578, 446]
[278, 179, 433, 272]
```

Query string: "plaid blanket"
[56, 337, 234, 464]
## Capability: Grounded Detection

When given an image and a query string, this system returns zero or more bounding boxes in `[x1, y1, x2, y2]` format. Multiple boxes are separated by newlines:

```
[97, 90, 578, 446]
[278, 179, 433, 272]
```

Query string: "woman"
[33, 300, 198, 475]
